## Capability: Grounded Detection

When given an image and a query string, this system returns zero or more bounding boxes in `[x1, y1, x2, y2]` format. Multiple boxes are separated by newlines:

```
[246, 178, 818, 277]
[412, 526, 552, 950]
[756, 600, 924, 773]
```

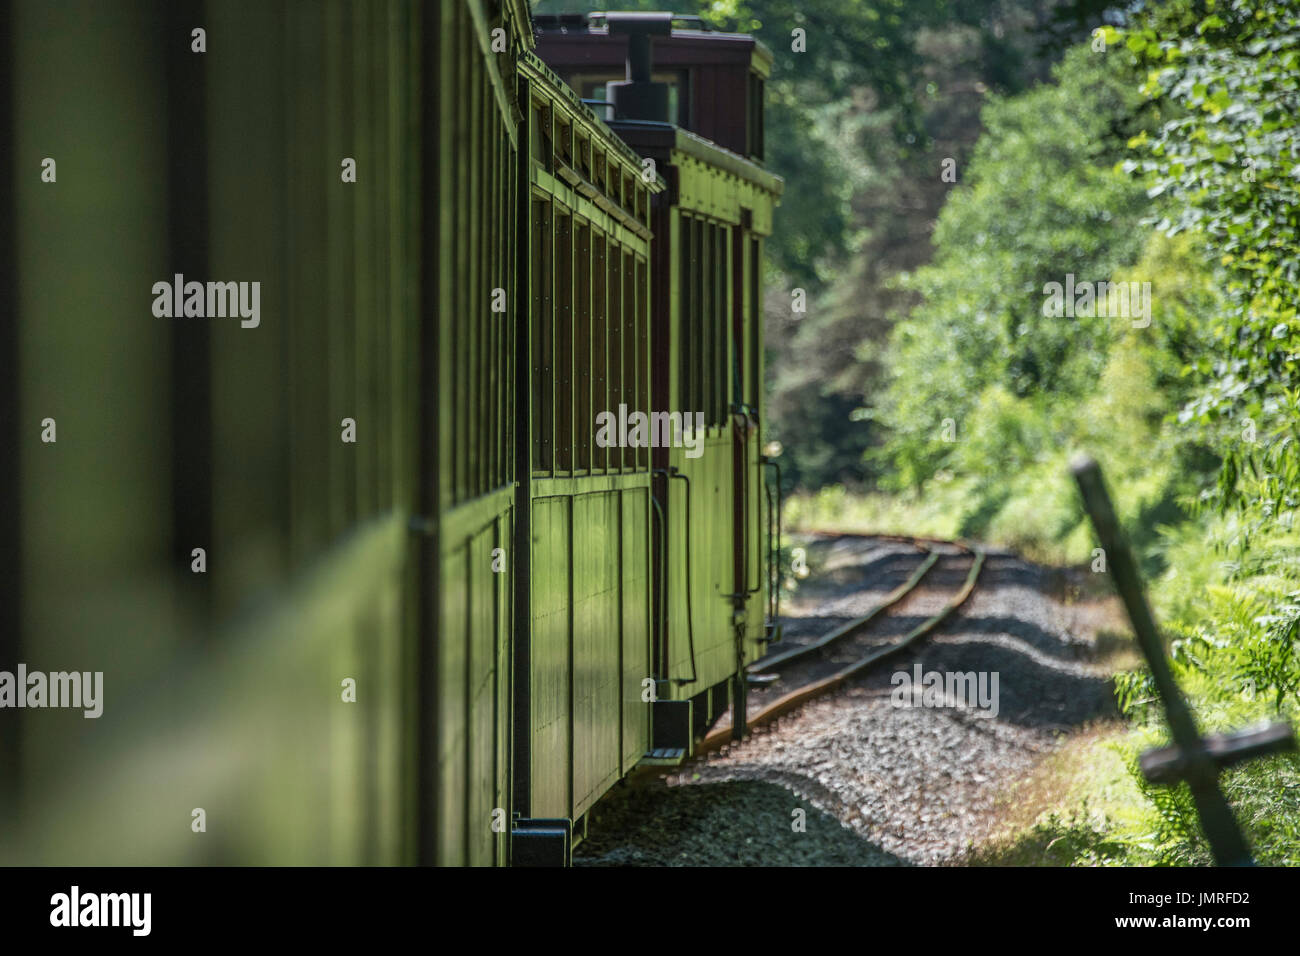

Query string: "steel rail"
[746, 548, 940, 674]
[696, 538, 986, 757]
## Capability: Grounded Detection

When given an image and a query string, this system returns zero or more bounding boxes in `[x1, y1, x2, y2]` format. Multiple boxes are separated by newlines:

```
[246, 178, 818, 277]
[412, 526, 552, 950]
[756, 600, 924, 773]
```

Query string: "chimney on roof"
[602, 12, 673, 123]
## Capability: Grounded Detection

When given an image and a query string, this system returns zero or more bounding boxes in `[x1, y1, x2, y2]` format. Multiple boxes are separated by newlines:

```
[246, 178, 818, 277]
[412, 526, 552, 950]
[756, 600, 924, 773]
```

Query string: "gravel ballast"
[576, 534, 1123, 866]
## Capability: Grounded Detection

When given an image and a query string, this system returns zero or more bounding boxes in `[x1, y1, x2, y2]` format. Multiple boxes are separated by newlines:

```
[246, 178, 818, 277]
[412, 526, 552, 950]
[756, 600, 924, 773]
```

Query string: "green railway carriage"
[644, 126, 781, 736]
[1, 0, 531, 867]
[429, 0, 534, 868]
[0, 1, 779, 866]
[513, 50, 664, 839]
[533, 13, 783, 755]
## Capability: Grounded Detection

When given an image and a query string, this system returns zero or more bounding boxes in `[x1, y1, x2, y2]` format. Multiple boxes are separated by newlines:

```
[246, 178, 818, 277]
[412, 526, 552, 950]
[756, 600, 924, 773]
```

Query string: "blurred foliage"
[805, 229, 1222, 566]
[874, 43, 1159, 493]
[1113, 4, 1300, 866]
[1123, 1, 1300, 530]
[763, 0, 1101, 489]
[857, 0, 1300, 866]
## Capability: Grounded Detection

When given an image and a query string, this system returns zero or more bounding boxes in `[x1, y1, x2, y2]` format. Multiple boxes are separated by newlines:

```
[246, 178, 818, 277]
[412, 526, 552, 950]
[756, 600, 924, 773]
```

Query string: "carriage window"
[555, 213, 574, 473]
[572, 73, 685, 125]
[586, 228, 606, 472]
[607, 243, 625, 472]
[531, 199, 554, 474]
[635, 255, 649, 469]
[557, 119, 571, 165]
[535, 102, 553, 173]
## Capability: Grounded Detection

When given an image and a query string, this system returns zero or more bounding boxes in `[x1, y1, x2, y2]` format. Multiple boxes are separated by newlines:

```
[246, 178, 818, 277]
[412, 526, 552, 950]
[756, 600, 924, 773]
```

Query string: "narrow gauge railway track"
[697, 536, 986, 756]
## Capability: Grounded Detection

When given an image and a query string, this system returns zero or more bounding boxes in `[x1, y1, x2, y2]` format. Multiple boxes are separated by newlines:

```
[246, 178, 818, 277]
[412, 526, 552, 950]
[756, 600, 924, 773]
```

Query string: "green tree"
[876, 43, 1155, 489]
[1126, 0, 1300, 521]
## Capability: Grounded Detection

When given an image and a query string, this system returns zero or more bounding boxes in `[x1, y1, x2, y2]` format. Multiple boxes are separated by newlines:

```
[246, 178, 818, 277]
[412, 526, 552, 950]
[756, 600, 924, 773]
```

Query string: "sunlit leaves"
[1124, 0, 1300, 524]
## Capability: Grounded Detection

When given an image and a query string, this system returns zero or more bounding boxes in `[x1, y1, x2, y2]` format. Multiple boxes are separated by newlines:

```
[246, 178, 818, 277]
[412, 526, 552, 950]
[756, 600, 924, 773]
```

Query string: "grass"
[963, 726, 1141, 866]
[784, 484, 965, 543]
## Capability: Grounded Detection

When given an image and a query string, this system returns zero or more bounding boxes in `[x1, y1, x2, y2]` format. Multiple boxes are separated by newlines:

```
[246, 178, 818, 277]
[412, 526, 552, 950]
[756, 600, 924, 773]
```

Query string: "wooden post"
[1072, 454, 1295, 866]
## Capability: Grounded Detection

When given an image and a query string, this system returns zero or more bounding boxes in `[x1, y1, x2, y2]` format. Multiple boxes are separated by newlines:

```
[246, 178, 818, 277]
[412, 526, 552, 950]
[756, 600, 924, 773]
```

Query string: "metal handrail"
[761, 457, 782, 622]
[654, 467, 698, 685]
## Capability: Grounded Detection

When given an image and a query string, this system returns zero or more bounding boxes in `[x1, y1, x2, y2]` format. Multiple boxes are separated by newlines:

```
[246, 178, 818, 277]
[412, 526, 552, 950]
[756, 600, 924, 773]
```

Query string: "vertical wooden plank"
[163, 0, 212, 626]
[436, 0, 454, 514]
[388, 0, 408, 514]
[555, 212, 573, 473]
[400, 2, 420, 856]
[622, 250, 635, 472]
[417, 0, 444, 866]
[331, 2, 361, 861]
[621, 489, 650, 771]
[607, 244, 623, 472]
[496, 508, 511, 865]
[0, 0, 18, 810]
[325, 0, 346, 540]
[469, 522, 495, 865]
[512, 75, 533, 829]
[700, 220, 711, 423]
[636, 254, 648, 470]
[529, 497, 571, 817]
[487, 103, 500, 490]
[352, 0, 374, 527]
[468, 27, 483, 497]
[597, 490, 620, 803]
[592, 231, 607, 472]
[572, 495, 588, 813]
[546, 195, 556, 477]
[572, 491, 623, 818]
[437, 541, 467, 865]
[371, 0, 391, 515]
[574, 220, 591, 473]
[451, 1, 466, 504]
[531, 197, 549, 474]
[682, 211, 692, 433]
[717, 224, 728, 424]
[691, 218, 702, 419]
[12, 0, 176, 809]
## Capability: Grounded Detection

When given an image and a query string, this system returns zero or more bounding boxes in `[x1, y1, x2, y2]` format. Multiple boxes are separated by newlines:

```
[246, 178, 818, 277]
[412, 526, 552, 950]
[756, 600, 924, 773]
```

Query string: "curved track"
[697, 536, 986, 755]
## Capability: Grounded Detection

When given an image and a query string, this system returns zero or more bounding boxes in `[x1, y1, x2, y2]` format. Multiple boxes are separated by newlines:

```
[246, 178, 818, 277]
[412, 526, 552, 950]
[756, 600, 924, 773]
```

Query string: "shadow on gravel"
[774, 608, 1094, 660]
[883, 635, 1119, 730]
[575, 779, 909, 867]
[975, 556, 1064, 592]
[950, 614, 1092, 660]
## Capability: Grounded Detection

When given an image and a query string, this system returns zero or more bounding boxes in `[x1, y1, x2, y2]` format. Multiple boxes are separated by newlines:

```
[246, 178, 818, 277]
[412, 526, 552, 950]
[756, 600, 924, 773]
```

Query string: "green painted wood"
[5, 0, 773, 865]
[7, 511, 411, 864]
[432, 0, 519, 865]
[621, 489, 652, 772]
[572, 491, 622, 818]
[10, 0, 179, 842]
[530, 496, 572, 818]
[6, 0, 521, 867]
[438, 536, 468, 865]
[469, 524, 496, 865]
[325, 0, 353, 545]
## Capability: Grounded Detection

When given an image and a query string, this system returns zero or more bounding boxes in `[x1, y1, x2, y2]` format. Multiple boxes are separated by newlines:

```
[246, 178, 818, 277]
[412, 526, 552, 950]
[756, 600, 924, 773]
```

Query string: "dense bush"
[858, 0, 1300, 864]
